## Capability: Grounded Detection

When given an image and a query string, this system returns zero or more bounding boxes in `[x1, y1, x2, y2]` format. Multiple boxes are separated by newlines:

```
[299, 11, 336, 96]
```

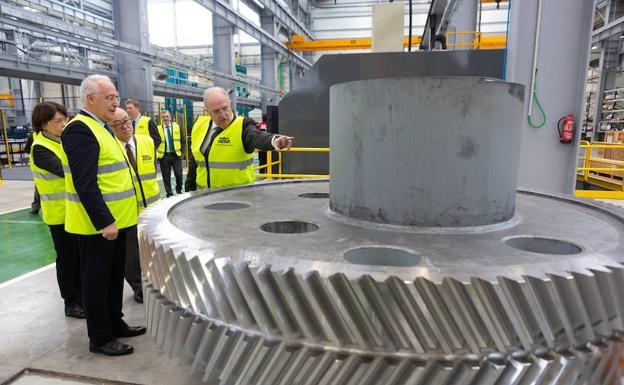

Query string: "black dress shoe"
[133, 289, 143, 304]
[113, 325, 147, 338]
[89, 340, 133, 356]
[65, 304, 86, 319]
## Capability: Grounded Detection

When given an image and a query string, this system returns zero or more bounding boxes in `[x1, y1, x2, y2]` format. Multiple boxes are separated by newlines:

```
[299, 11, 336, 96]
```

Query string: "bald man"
[189, 87, 294, 189]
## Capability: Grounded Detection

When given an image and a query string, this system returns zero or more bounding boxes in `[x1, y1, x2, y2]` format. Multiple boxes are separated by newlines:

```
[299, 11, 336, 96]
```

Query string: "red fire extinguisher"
[557, 114, 575, 143]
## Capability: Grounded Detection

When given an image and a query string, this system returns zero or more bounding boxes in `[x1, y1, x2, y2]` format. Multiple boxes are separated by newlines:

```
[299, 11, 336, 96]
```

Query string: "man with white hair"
[61, 74, 145, 356]
[189, 87, 294, 189]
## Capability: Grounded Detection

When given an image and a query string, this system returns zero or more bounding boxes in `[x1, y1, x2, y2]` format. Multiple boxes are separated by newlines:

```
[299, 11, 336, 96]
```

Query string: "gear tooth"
[285, 270, 329, 341]
[272, 268, 321, 340]
[414, 277, 463, 353]
[358, 275, 414, 351]
[253, 342, 289, 385]
[216, 263, 257, 330]
[231, 263, 279, 335]
[274, 347, 312, 385]
[170, 312, 194, 359]
[175, 251, 203, 314]
[440, 277, 490, 354]
[162, 305, 184, 355]
[205, 259, 238, 323]
[469, 278, 515, 352]
[235, 340, 277, 385]
[326, 273, 382, 349]
[306, 271, 359, 346]
[249, 266, 300, 338]
[357, 357, 389, 385]
[386, 276, 436, 353]
[148, 293, 166, 339]
[179, 317, 209, 366]
[189, 321, 222, 378]
[570, 270, 611, 337]
[548, 273, 596, 343]
[327, 355, 362, 385]
[602, 265, 624, 329]
[300, 351, 338, 385]
[155, 300, 175, 349]
[166, 248, 191, 308]
[417, 360, 456, 385]
[524, 275, 573, 348]
[202, 329, 245, 383]
[496, 277, 539, 352]
[384, 359, 419, 385]
[187, 255, 220, 318]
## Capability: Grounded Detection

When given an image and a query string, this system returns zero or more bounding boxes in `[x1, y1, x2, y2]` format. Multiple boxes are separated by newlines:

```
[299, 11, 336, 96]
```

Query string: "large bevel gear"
[139, 180, 624, 385]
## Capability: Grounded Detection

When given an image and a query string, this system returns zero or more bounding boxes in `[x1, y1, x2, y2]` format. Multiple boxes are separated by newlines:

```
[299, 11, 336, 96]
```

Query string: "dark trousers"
[48, 224, 81, 306]
[124, 226, 142, 293]
[32, 188, 41, 212]
[159, 153, 182, 196]
[77, 227, 132, 345]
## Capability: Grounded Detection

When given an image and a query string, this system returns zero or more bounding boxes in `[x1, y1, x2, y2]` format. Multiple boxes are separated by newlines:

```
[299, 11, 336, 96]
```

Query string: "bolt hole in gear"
[299, 192, 330, 199]
[203, 202, 250, 210]
[139, 77, 624, 384]
[260, 220, 319, 234]
[504, 236, 583, 255]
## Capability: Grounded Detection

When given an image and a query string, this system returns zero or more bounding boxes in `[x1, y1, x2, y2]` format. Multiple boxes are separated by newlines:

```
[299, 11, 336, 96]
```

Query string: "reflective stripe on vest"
[40, 192, 66, 201]
[61, 113, 137, 235]
[62, 160, 127, 175]
[144, 193, 160, 206]
[30, 132, 66, 225]
[209, 158, 254, 170]
[32, 172, 63, 181]
[65, 188, 135, 202]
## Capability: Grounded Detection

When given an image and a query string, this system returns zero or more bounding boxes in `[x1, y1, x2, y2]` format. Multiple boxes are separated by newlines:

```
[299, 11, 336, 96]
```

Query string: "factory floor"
[0, 166, 202, 385]
[2, 166, 624, 385]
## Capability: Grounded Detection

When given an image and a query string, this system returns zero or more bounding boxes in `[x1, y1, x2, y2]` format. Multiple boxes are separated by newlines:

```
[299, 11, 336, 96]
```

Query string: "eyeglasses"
[91, 93, 120, 103]
[111, 118, 130, 128]
[209, 105, 231, 116]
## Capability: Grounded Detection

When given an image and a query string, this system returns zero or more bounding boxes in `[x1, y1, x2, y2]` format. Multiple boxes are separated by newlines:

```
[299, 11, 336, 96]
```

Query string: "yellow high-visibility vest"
[30, 132, 66, 225]
[60, 114, 137, 235]
[207, 116, 255, 188]
[190, 115, 211, 189]
[156, 122, 182, 158]
[123, 135, 160, 212]
[134, 115, 152, 137]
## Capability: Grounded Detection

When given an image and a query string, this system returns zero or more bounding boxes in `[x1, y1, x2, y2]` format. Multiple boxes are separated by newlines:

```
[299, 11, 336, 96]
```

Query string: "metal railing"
[254, 147, 329, 179]
[575, 140, 624, 199]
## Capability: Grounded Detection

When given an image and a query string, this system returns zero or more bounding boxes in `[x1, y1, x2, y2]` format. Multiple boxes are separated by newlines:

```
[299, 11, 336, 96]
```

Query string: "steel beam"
[0, 1, 284, 92]
[192, 0, 311, 69]
[254, 0, 312, 39]
[592, 15, 624, 43]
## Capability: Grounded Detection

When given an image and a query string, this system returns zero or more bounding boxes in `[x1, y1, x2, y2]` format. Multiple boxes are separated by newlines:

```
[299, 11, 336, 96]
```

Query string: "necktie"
[132, 119, 136, 132]
[126, 143, 138, 173]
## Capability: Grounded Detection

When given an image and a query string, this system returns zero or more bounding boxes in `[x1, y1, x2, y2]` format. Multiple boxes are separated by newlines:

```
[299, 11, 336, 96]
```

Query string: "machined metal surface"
[278, 50, 506, 175]
[140, 74, 624, 384]
[329, 77, 524, 227]
[140, 180, 624, 384]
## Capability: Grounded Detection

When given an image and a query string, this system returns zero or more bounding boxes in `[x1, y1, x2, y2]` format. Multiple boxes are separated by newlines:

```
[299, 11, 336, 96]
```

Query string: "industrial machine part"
[139, 77, 624, 384]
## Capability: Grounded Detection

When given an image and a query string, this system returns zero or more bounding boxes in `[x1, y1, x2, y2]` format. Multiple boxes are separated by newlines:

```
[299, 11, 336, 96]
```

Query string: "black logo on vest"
[217, 137, 231, 145]
[142, 154, 152, 161]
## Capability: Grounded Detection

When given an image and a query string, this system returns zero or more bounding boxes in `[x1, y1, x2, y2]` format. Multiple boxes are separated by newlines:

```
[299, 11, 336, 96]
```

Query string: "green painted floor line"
[0, 173, 189, 284]
[0, 208, 56, 284]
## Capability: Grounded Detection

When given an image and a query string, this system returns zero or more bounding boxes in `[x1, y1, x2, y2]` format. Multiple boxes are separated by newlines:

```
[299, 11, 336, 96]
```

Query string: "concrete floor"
[0, 169, 205, 385]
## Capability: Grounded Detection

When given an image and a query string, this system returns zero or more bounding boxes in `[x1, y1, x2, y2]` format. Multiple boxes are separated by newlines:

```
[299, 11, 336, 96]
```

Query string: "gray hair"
[80, 74, 112, 104]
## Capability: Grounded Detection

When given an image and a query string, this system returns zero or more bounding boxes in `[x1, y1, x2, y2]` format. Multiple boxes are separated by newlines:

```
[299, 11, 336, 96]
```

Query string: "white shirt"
[121, 137, 136, 159]
[82, 109, 107, 130]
